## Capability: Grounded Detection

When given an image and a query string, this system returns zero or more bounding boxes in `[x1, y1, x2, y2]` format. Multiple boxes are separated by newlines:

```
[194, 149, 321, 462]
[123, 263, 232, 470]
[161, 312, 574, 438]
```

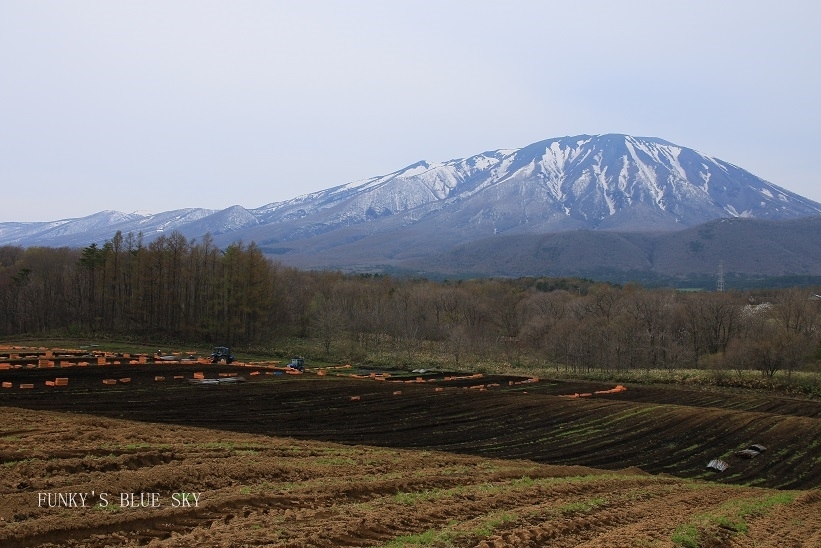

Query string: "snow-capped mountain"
[248, 134, 819, 235]
[2, 135, 820, 265]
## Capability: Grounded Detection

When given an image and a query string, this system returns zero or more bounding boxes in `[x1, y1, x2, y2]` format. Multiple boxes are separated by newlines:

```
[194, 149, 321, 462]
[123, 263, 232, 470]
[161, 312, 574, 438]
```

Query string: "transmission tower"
[716, 260, 725, 292]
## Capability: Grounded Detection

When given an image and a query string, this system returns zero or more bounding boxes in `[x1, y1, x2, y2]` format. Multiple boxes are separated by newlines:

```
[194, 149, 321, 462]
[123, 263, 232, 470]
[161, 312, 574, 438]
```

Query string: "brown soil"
[1, 359, 820, 546]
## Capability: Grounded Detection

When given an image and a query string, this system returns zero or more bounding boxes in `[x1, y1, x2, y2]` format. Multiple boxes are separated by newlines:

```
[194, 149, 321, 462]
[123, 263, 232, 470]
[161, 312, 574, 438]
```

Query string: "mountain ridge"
[2, 134, 820, 282]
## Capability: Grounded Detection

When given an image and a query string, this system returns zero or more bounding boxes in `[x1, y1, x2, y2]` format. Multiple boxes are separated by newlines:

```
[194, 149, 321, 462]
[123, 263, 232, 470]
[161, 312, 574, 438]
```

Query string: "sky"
[2, 1, 820, 222]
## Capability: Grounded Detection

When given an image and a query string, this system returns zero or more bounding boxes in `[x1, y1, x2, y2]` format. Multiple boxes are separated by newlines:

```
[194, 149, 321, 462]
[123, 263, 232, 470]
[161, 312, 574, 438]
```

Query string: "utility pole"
[716, 260, 725, 292]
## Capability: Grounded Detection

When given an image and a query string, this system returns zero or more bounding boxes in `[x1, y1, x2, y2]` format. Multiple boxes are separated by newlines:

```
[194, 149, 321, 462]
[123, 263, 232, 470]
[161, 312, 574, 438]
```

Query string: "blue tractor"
[210, 347, 235, 364]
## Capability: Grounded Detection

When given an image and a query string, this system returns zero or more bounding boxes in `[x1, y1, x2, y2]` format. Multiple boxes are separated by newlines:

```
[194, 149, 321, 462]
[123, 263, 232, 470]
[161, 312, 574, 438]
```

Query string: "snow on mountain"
[0, 209, 216, 247]
[2, 134, 820, 251]
[173, 205, 259, 239]
[238, 134, 821, 244]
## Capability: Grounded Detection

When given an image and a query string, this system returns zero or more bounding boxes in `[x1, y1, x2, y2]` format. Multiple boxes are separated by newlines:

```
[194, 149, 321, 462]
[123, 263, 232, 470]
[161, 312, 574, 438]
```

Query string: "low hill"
[401, 216, 821, 286]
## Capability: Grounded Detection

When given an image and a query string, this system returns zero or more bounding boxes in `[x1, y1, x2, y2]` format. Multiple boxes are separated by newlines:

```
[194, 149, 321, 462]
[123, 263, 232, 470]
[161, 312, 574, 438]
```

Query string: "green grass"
[390, 474, 625, 517]
[559, 497, 608, 514]
[471, 512, 517, 537]
[394, 488, 450, 506]
[381, 529, 444, 547]
[671, 523, 699, 547]
[671, 492, 797, 547]
[379, 511, 519, 547]
[511, 476, 535, 487]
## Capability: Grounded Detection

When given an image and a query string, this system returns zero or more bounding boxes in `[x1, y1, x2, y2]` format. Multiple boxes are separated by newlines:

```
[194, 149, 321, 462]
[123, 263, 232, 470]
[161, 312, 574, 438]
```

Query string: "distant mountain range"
[3, 134, 821, 284]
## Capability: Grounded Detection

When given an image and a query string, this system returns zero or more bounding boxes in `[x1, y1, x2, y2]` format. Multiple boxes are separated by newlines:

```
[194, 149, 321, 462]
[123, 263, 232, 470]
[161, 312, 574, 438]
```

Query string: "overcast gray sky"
[2, 1, 819, 222]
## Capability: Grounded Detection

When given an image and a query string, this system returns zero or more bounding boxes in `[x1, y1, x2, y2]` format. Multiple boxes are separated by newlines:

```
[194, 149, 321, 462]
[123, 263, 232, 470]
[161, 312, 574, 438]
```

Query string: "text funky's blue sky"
[2, 1, 819, 222]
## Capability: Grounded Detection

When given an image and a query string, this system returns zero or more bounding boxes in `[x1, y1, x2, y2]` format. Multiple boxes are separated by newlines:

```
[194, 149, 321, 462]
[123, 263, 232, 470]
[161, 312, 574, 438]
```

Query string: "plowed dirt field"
[1, 359, 820, 546]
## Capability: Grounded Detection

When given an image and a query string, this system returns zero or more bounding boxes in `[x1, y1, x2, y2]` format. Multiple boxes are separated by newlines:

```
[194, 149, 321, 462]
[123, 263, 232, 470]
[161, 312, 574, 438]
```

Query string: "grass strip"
[671, 492, 797, 547]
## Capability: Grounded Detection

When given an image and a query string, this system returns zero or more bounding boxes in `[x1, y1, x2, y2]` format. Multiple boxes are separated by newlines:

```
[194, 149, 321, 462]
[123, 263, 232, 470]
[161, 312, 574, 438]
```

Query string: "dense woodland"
[1, 230, 820, 379]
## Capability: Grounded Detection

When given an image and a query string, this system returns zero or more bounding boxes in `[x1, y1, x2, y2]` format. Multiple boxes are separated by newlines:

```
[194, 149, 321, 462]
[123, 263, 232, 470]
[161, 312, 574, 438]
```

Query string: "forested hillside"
[1, 230, 820, 382]
[402, 217, 821, 286]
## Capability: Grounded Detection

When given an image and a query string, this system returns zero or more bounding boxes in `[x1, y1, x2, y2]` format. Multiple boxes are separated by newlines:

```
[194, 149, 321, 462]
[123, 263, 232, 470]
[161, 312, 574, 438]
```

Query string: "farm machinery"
[210, 347, 235, 364]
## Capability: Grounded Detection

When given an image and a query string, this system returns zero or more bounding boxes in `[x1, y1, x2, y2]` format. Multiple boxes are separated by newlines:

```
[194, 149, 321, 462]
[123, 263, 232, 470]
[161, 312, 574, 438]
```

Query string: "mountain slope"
[1, 134, 820, 281]
[220, 134, 821, 251]
[402, 217, 821, 284]
[211, 135, 821, 270]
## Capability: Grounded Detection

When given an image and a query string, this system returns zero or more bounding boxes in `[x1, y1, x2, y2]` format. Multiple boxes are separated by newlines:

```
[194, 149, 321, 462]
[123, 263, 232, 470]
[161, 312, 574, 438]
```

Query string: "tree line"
[1, 231, 820, 377]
